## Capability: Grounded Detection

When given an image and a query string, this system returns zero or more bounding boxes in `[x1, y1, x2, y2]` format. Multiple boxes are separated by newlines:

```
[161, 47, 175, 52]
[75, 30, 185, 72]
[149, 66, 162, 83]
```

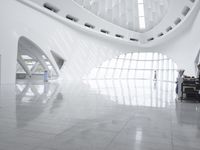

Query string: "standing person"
[154, 70, 157, 81]
[153, 70, 157, 89]
[44, 70, 48, 82]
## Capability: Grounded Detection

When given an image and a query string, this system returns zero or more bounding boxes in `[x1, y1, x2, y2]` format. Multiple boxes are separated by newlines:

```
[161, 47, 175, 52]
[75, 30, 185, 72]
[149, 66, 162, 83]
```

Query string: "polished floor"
[0, 79, 200, 150]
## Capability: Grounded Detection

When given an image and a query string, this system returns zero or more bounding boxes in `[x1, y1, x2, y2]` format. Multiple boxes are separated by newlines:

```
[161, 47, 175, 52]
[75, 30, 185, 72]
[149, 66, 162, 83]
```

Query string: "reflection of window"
[85, 52, 178, 82]
[83, 80, 176, 108]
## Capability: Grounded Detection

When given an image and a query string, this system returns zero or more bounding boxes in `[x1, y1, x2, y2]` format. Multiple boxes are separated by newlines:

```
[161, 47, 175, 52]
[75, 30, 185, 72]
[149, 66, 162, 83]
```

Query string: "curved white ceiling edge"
[17, 0, 200, 48]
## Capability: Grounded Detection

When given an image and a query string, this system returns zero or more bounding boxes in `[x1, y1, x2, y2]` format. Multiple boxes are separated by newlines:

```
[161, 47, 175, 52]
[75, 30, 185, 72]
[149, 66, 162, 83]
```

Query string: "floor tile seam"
[170, 107, 175, 150]
[31, 123, 84, 150]
[103, 118, 132, 150]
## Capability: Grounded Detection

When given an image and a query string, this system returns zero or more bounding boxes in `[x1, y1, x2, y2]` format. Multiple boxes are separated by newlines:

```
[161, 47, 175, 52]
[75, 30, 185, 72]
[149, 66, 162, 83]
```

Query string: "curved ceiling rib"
[19, 0, 199, 46]
[73, 0, 170, 32]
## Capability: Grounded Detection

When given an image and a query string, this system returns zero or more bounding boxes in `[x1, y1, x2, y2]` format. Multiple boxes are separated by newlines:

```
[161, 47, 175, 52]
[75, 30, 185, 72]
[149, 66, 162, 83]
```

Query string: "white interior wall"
[151, 9, 200, 76]
[0, 0, 129, 84]
[0, 0, 200, 84]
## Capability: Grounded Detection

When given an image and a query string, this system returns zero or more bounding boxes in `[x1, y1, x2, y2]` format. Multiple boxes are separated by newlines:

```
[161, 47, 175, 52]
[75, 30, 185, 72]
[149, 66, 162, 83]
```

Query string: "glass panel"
[138, 4, 145, 16]
[97, 68, 106, 78]
[123, 60, 130, 69]
[116, 59, 123, 68]
[113, 69, 121, 79]
[132, 53, 138, 59]
[108, 59, 116, 68]
[137, 61, 145, 69]
[153, 53, 159, 60]
[146, 53, 153, 60]
[144, 61, 152, 69]
[152, 61, 158, 70]
[34, 64, 45, 73]
[128, 70, 135, 78]
[121, 70, 128, 78]
[105, 69, 114, 78]
[126, 53, 132, 59]
[130, 61, 137, 69]
[86, 52, 178, 82]
[143, 70, 151, 79]
[139, 53, 146, 60]
[138, 0, 144, 4]
[21, 55, 32, 60]
[136, 70, 144, 79]
[139, 17, 146, 29]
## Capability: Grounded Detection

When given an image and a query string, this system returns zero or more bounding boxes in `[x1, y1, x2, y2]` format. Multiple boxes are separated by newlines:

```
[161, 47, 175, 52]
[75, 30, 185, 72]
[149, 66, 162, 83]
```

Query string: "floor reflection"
[176, 102, 200, 128]
[15, 82, 63, 128]
[84, 79, 176, 108]
[0, 80, 200, 150]
[16, 82, 62, 104]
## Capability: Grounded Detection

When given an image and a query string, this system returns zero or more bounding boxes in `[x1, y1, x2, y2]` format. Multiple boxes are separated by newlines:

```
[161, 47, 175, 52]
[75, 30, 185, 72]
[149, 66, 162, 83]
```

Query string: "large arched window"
[85, 52, 178, 82]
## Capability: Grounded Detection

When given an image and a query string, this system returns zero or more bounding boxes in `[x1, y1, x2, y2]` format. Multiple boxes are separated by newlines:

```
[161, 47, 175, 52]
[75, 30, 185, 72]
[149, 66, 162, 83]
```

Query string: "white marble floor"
[0, 79, 200, 150]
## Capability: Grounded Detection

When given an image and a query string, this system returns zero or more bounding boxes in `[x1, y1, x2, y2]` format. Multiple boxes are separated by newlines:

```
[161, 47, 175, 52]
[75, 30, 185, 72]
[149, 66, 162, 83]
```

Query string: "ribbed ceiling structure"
[73, 0, 170, 32]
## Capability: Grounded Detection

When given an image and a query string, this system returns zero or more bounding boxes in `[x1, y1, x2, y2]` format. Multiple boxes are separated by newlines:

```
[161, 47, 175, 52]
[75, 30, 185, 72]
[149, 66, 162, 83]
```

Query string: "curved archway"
[16, 37, 59, 80]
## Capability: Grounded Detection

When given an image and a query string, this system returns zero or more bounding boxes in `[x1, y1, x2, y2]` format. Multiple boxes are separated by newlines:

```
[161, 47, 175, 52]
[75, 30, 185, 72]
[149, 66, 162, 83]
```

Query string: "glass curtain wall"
[85, 52, 178, 82]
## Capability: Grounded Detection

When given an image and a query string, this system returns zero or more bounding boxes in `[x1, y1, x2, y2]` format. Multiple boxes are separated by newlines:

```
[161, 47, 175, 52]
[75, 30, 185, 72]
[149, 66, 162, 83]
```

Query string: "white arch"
[17, 36, 59, 79]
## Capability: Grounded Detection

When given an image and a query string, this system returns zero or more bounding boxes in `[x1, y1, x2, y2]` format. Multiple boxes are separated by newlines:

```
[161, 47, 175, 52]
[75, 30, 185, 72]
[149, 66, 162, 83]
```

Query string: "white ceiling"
[73, 0, 170, 32]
